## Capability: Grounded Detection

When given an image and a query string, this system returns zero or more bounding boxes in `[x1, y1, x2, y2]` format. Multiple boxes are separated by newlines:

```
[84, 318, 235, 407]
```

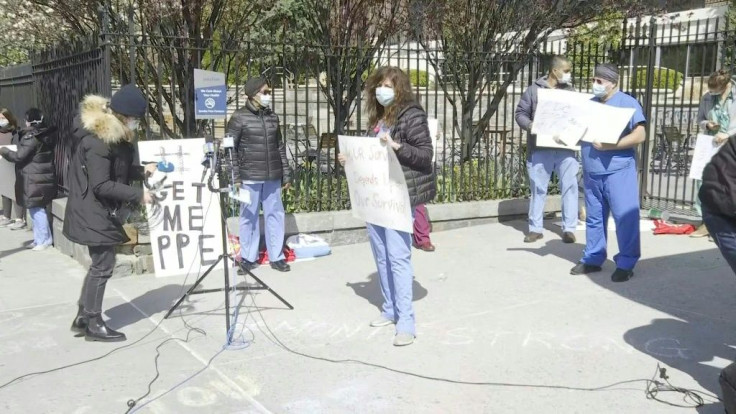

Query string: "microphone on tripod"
[201, 136, 215, 183]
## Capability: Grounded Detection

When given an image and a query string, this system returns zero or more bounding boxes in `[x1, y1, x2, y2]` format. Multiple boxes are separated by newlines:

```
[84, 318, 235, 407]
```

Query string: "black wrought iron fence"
[0, 13, 732, 216]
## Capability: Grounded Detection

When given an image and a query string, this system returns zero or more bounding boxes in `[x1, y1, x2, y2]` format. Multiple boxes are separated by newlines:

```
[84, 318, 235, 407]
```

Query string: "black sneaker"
[270, 260, 291, 272]
[570, 263, 602, 275]
[236, 260, 258, 275]
[562, 232, 576, 244]
[611, 268, 634, 283]
[524, 232, 543, 243]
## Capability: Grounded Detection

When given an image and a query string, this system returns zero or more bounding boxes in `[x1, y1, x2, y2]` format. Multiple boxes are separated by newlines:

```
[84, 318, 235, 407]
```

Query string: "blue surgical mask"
[376, 87, 395, 107]
[592, 83, 608, 98]
[258, 93, 272, 108]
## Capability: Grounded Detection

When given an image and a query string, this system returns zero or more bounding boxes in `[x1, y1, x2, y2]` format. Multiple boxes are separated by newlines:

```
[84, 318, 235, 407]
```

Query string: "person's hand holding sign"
[380, 132, 402, 151]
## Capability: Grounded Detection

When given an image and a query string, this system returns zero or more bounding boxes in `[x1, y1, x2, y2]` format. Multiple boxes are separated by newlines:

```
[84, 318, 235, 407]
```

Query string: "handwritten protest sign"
[0, 145, 16, 200]
[533, 89, 635, 146]
[138, 139, 223, 277]
[688, 134, 722, 180]
[338, 135, 413, 233]
[582, 103, 636, 144]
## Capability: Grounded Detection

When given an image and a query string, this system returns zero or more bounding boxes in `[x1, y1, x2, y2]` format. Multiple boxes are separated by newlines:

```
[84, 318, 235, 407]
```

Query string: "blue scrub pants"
[239, 180, 286, 263]
[30, 206, 52, 246]
[581, 163, 641, 270]
[526, 149, 579, 233]
[366, 223, 415, 336]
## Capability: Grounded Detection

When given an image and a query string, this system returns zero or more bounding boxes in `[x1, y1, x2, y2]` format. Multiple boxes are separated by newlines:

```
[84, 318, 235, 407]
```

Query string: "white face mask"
[559, 72, 572, 84]
[0, 119, 8, 128]
[376, 86, 395, 107]
[592, 82, 609, 98]
[127, 120, 140, 130]
[258, 94, 272, 108]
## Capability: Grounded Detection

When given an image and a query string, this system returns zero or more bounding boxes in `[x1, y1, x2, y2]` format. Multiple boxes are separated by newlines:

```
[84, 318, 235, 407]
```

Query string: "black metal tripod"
[164, 144, 293, 338]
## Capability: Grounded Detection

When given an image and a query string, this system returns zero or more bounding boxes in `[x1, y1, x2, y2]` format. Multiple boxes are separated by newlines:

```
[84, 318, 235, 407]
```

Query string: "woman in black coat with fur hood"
[64, 85, 155, 342]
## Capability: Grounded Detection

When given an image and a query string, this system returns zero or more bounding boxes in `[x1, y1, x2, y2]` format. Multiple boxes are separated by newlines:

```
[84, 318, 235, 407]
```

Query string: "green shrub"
[434, 157, 530, 203]
[408, 69, 430, 87]
[283, 167, 350, 213]
[636, 67, 683, 91]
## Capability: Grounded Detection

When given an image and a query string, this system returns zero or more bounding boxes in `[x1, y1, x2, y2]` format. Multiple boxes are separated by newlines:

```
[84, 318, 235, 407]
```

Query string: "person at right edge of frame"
[693, 70, 736, 239]
[64, 85, 156, 342]
[226, 77, 293, 274]
[570, 63, 646, 283]
[699, 117, 736, 276]
[515, 55, 579, 244]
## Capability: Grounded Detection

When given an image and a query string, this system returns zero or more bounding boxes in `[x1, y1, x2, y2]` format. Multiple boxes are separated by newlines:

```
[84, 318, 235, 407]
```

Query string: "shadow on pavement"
[346, 272, 428, 311]
[105, 284, 185, 330]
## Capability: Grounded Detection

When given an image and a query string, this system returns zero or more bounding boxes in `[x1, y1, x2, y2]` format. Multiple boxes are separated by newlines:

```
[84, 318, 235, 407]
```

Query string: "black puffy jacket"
[385, 102, 437, 206]
[700, 136, 736, 218]
[226, 101, 292, 183]
[0, 126, 57, 208]
[63, 95, 144, 246]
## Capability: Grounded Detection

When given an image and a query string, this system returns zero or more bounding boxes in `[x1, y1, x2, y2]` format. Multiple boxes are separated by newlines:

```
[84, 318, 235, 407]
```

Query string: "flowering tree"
[0, 0, 74, 65]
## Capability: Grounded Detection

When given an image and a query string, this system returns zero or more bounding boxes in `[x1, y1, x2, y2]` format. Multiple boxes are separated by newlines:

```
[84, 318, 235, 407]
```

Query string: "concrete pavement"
[0, 216, 734, 413]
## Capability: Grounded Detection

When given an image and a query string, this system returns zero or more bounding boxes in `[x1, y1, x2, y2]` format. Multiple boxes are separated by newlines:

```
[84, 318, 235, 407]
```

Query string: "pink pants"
[412, 204, 431, 246]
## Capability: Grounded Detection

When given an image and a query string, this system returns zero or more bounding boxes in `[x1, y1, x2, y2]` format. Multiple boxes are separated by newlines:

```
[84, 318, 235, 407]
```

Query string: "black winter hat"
[110, 84, 147, 118]
[244, 77, 268, 98]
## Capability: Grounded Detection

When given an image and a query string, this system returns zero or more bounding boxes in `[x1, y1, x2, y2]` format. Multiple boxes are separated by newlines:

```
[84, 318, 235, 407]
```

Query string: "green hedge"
[408, 69, 430, 87]
[636, 68, 683, 91]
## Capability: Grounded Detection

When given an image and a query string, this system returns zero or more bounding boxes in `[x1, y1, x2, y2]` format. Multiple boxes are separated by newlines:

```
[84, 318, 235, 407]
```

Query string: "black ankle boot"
[70, 305, 88, 334]
[85, 315, 126, 342]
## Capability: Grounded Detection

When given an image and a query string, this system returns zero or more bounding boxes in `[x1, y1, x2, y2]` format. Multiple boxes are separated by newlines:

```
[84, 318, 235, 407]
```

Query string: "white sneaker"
[0, 217, 12, 227]
[8, 220, 26, 230]
[393, 333, 415, 346]
[26, 243, 37, 249]
[32, 244, 51, 251]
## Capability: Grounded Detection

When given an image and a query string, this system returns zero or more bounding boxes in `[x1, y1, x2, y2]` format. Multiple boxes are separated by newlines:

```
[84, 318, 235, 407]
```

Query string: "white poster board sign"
[138, 139, 223, 278]
[533, 89, 635, 146]
[688, 134, 722, 180]
[0, 145, 17, 200]
[338, 135, 413, 233]
[428, 118, 439, 162]
[582, 103, 636, 144]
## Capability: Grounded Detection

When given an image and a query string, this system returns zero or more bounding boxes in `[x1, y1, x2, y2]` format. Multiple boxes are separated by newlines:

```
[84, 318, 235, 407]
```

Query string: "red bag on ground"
[229, 235, 295, 264]
[257, 246, 296, 264]
[652, 219, 696, 235]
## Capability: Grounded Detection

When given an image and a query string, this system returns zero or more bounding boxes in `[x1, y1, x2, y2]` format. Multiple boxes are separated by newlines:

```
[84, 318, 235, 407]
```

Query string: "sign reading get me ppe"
[138, 139, 223, 278]
[194, 69, 227, 120]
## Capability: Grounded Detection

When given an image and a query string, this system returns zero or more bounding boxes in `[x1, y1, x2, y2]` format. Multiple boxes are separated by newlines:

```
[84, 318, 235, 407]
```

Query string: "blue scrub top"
[581, 91, 647, 175]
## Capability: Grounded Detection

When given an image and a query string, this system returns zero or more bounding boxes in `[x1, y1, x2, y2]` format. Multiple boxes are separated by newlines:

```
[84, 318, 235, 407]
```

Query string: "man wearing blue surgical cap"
[570, 63, 646, 283]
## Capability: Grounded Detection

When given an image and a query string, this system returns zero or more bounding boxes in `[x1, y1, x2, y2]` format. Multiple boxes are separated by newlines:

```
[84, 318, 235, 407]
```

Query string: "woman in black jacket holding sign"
[0, 108, 57, 250]
[338, 67, 436, 347]
[63, 85, 155, 342]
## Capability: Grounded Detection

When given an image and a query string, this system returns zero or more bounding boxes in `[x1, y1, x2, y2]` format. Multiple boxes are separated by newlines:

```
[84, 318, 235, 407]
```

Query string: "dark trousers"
[2, 196, 25, 220]
[703, 207, 736, 275]
[78, 245, 116, 316]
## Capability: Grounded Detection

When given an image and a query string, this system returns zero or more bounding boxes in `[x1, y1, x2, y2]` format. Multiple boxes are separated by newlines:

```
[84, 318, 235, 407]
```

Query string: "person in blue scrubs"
[515, 55, 579, 244]
[570, 63, 646, 282]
